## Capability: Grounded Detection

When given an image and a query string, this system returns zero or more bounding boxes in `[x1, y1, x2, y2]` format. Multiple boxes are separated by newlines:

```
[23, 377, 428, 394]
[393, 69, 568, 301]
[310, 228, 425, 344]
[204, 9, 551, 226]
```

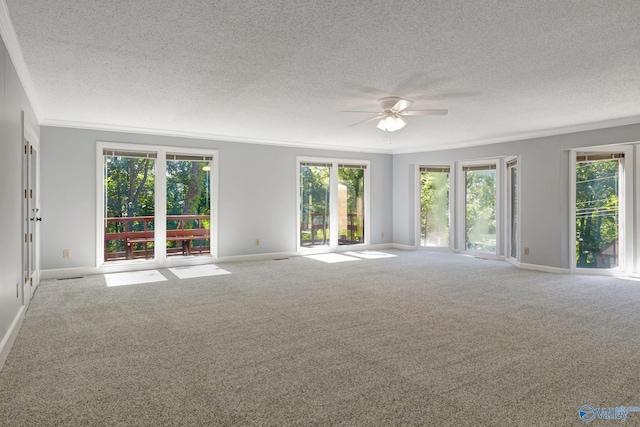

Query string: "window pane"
[465, 167, 496, 253]
[166, 158, 212, 258]
[104, 155, 156, 261]
[575, 158, 619, 269]
[300, 165, 331, 247]
[338, 167, 365, 245]
[421, 170, 449, 247]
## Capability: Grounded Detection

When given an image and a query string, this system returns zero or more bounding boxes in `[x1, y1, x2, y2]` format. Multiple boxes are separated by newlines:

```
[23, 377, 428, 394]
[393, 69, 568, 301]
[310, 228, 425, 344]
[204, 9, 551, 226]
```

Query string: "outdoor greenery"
[465, 169, 496, 252]
[300, 165, 330, 244]
[299, 165, 364, 245]
[338, 168, 364, 243]
[575, 158, 619, 268]
[166, 159, 211, 227]
[420, 171, 449, 246]
[105, 157, 155, 227]
[104, 156, 211, 259]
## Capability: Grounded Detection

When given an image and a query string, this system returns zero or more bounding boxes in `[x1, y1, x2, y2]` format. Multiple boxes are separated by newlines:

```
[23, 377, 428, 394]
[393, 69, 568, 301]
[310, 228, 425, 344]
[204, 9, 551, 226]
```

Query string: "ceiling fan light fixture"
[376, 114, 406, 132]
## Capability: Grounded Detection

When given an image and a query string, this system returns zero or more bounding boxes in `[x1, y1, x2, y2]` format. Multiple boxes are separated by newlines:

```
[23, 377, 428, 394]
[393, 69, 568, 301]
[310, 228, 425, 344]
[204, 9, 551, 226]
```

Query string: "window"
[574, 152, 624, 269]
[338, 165, 365, 245]
[420, 166, 451, 247]
[166, 154, 213, 258]
[298, 158, 369, 251]
[99, 144, 217, 265]
[461, 163, 497, 254]
[103, 150, 157, 261]
[299, 162, 332, 248]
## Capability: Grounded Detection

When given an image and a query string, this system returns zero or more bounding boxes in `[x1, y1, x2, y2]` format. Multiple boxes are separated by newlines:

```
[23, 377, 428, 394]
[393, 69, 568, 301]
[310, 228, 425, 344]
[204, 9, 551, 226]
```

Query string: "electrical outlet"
[524, 247, 529, 255]
[63, 249, 70, 258]
[381, 232, 384, 239]
[255, 238, 260, 246]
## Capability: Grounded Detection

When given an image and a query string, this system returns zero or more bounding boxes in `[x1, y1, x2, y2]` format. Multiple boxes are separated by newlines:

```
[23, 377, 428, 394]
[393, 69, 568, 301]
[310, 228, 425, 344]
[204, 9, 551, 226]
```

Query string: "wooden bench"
[126, 229, 210, 259]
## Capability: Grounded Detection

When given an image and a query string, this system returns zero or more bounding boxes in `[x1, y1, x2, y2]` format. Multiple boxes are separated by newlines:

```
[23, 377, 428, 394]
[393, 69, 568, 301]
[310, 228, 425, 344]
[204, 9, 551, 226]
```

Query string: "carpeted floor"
[2, 250, 640, 426]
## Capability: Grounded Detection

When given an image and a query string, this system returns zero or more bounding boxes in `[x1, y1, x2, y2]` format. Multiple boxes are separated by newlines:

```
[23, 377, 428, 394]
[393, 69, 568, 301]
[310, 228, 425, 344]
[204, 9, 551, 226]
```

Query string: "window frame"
[96, 142, 219, 270]
[570, 145, 633, 274]
[456, 159, 502, 257]
[505, 156, 520, 264]
[416, 163, 455, 251]
[296, 156, 370, 253]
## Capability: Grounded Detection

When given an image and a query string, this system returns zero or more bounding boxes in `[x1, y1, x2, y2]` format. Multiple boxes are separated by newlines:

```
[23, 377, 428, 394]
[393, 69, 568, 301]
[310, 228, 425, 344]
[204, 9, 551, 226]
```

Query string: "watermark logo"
[579, 405, 640, 423]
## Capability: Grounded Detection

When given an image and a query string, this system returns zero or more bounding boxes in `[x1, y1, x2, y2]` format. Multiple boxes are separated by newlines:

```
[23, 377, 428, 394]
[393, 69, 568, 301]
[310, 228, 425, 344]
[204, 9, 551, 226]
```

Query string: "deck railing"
[104, 215, 210, 261]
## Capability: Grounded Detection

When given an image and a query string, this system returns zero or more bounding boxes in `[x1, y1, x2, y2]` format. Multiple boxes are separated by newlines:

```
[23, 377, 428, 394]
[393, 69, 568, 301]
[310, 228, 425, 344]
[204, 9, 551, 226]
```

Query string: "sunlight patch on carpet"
[344, 251, 397, 259]
[305, 253, 360, 263]
[169, 264, 231, 279]
[105, 270, 167, 287]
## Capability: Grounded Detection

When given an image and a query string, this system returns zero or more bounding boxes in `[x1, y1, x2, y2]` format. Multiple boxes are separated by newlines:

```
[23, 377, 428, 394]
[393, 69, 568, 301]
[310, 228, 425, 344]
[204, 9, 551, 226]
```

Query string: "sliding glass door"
[507, 159, 518, 260]
[300, 162, 331, 248]
[298, 158, 369, 251]
[463, 164, 497, 254]
[420, 166, 451, 248]
[338, 165, 365, 245]
[103, 150, 157, 261]
[101, 145, 217, 265]
[574, 153, 623, 269]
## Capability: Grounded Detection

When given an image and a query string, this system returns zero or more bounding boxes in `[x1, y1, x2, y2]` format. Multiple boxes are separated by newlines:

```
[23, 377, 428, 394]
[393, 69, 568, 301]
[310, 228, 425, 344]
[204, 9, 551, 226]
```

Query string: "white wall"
[0, 34, 39, 359]
[40, 126, 394, 271]
[393, 123, 640, 269]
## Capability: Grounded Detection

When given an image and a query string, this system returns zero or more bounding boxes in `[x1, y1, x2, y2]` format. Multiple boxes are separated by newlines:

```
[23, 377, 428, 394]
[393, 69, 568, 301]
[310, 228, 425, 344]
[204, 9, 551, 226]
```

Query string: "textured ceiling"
[4, 1, 640, 153]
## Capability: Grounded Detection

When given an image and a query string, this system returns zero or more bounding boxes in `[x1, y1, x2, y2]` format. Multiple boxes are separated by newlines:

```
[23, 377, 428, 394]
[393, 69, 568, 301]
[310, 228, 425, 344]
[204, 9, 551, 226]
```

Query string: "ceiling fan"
[345, 96, 448, 132]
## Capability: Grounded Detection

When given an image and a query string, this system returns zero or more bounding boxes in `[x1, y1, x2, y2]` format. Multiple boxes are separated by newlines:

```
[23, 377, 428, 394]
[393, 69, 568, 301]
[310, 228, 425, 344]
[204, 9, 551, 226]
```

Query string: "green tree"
[338, 167, 364, 242]
[465, 170, 496, 251]
[104, 156, 156, 255]
[575, 159, 619, 268]
[420, 171, 449, 245]
[300, 166, 331, 243]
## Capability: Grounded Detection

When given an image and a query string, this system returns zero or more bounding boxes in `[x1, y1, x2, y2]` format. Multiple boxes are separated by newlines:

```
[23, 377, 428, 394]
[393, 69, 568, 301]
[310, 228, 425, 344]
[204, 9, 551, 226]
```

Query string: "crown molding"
[0, 0, 43, 121]
[392, 115, 640, 155]
[41, 119, 394, 155]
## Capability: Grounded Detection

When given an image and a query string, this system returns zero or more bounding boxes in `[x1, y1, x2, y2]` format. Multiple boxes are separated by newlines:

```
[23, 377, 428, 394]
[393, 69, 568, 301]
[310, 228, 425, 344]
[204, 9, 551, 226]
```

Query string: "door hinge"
[24, 233, 27, 243]
[30, 233, 32, 242]
[30, 277, 33, 287]
[30, 189, 33, 198]
[30, 146, 33, 155]
[24, 189, 27, 199]
[24, 145, 27, 154]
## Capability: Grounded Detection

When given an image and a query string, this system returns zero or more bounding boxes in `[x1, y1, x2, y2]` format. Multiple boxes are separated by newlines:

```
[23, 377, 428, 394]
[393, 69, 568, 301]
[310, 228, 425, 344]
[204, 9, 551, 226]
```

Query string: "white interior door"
[23, 119, 40, 304]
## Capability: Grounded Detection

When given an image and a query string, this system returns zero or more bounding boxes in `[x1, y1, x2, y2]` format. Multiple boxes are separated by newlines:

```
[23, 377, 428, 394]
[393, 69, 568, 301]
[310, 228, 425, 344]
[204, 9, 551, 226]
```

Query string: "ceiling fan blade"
[401, 109, 448, 116]
[348, 115, 383, 127]
[391, 99, 413, 112]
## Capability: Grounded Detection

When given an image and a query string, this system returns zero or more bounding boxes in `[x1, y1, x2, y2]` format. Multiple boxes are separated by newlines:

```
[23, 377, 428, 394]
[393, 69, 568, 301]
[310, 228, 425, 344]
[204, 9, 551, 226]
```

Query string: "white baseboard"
[505, 258, 520, 267]
[518, 262, 571, 274]
[365, 243, 395, 250]
[217, 252, 298, 263]
[0, 306, 25, 372]
[392, 243, 418, 251]
[41, 266, 100, 280]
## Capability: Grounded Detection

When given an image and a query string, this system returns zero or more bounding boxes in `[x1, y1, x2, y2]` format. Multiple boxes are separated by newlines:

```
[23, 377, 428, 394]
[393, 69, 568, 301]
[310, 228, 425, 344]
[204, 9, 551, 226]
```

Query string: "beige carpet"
[2, 250, 640, 426]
